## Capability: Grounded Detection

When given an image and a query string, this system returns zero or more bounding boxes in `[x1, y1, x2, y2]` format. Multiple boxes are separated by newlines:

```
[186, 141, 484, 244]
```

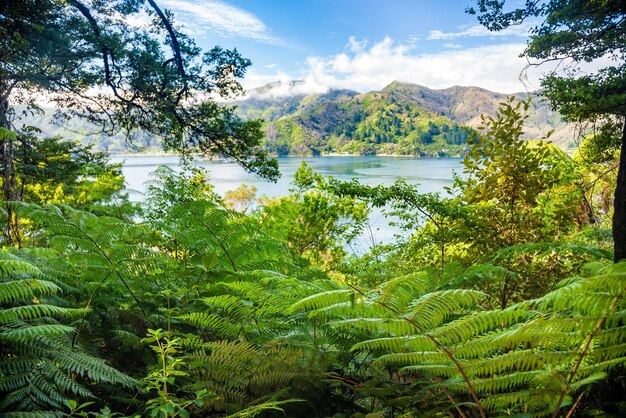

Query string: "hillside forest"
[1, 1, 626, 418]
[18, 83, 573, 158]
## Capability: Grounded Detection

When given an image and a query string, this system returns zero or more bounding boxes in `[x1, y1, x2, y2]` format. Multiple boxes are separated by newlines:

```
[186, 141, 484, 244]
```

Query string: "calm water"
[111, 155, 463, 251]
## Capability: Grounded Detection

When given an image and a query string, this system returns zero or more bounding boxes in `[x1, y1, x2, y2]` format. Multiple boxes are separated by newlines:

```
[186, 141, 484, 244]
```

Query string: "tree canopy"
[468, 0, 626, 262]
[0, 0, 278, 177]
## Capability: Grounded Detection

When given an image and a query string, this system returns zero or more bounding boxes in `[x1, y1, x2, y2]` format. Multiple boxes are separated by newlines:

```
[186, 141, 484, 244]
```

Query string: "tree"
[14, 133, 121, 203]
[468, 0, 626, 261]
[259, 163, 369, 268]
[0, 0, 278, 243]
[224, 184, 257, 213]
[459, 99, 583, 248]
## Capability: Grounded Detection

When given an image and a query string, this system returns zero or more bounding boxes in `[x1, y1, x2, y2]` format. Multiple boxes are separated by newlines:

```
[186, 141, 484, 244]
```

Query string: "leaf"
[202, 253, 219, 271]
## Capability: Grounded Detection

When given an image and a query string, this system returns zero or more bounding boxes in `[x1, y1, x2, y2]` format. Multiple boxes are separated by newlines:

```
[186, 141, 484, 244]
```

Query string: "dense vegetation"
[0, 98, 624, 417]
[262, 91, 470, 157]
[235, 82, 574, 158]
[1, 0, 624, 416]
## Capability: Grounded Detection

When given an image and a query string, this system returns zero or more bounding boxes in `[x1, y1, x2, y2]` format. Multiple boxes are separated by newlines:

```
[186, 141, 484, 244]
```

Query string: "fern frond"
[374, 351, 451, 367]
[569, 372, 607, 392]
[179, 312, 240, 337]
[406, 289, 485, 330]
[202, 294, 252, 320]
[471, 370, 548, 394]
[0, 259, 44, 278]
[332, 317, 419, 336]
[289, 289, 357, 313]
[466, 350, 572, 378]
[110, 329, 143, 350]
[432, 307, 532, 346]
[225, 399, 303, 418]
[0, 324, 76, 342]
[0, 279, 60, 304]
[351, 335, 439, 358]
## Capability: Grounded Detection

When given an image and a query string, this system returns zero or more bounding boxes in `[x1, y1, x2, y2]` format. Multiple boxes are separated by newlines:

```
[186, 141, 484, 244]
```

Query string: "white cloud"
[242, 71, 330, 99]
[252, 37, 536, 94]
[428, 23, 532, 40]
[407, 35, 421, 44]
[443, 43, 462, 49]
[159, 0, 277, 42]
[347, 37, 369, 53]
[122, 10, 152, 28]
[242, 36, 615, 98]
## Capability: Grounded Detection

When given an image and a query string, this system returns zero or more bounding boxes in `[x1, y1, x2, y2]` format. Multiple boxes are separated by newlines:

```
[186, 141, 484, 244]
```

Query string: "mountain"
[12, 106, 161, 153]
[237, 87, 468, 156]
[381, 81, 575, 147]
[13, 81, 575, 156]
[233, 81, 575, 157]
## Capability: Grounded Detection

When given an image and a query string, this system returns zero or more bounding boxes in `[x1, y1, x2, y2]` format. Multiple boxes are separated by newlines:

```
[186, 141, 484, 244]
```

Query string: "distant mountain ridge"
[14, 81, 575, 156]
[234, 81, 575, 157]
[380, 81, 573, 145]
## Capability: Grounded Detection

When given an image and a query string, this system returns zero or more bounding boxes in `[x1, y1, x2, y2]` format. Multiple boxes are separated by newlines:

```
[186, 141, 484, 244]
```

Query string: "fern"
[0, 249, 137, 414]
[184, 339, 306, 414]
[292, 262, 626, 417]
[225, 399, 303, 418]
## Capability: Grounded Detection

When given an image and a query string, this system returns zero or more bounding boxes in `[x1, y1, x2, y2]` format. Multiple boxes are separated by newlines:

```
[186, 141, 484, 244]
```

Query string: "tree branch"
[67, 0, 139, 107]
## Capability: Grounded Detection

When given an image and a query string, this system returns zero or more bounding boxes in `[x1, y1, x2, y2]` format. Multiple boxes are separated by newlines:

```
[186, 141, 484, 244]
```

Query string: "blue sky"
[156, 0, 542, 94]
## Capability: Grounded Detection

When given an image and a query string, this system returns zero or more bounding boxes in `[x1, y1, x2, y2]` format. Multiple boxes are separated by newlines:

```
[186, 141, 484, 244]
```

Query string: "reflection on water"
[111, 155, 464, 251]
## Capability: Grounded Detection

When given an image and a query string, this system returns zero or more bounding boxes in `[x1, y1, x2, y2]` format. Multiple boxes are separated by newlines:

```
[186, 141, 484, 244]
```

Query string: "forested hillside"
[382, 81, 574, 145]
[16, 81, 573, 157]
[247, 89, 470, 156]
[236, 81, 574, 157]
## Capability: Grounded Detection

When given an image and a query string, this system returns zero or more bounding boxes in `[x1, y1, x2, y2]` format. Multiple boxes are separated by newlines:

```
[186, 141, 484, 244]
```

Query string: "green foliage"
[457, 99, 581, 249]
[1, 158, 623, 417]
[144, 169, 290, 275]
[0, 96, 622, 417]
[225, 399, 304, 418]
[261, 91, 470, 157]
[258, 162, 369, 268]
[468, 0, 626, 262]
[0, 190, 326, 415]
[224, 184, 257, 213]
[0, 249, 136, 414]
[2, 0, 622, 417]
[142, 329, 212, 418]
[13, 133, 132, 211]
[144, 165, 221, 227]
[293, 261, 626, 417]
[0, 134, 137, 247]
[325, 102, 592, 298]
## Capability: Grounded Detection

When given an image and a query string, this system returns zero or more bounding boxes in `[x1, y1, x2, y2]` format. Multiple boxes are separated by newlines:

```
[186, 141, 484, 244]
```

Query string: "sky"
[156, 0, 546, 95]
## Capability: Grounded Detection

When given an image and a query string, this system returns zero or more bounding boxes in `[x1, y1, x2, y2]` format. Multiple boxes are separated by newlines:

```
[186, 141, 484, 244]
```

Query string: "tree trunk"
[0, 93, 18, 245]
[613, 118, 626, 263]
